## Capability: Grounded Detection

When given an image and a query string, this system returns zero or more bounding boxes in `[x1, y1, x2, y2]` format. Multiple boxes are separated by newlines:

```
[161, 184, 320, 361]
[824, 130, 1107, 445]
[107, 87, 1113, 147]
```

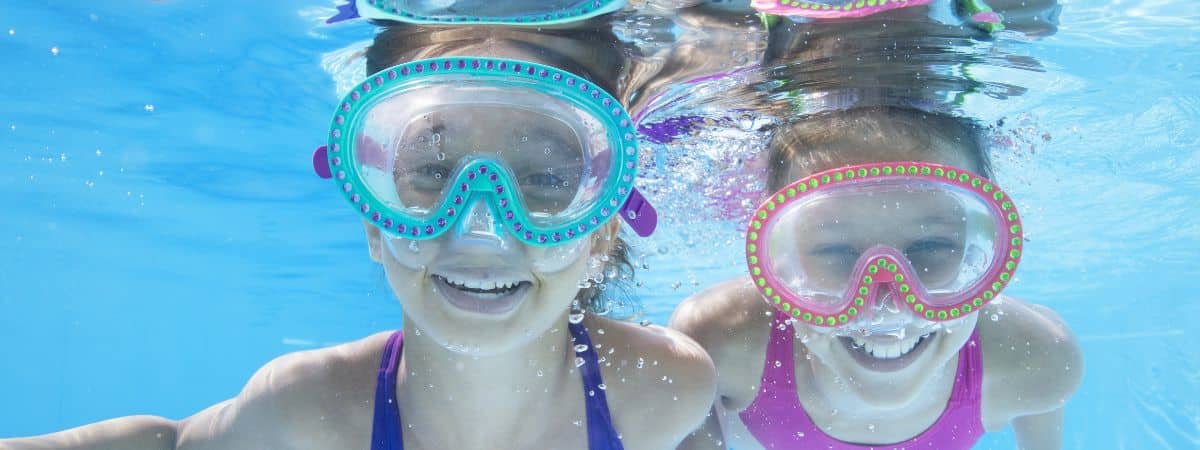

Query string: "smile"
[431, 273, 532, 315]
[838, 331, 936, 372]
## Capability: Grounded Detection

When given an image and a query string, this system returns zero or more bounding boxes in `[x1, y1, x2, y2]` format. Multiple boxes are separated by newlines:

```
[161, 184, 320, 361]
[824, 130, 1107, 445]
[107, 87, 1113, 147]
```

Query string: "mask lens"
[383, 0, 599, 20]
[763, 179, 1001, 311]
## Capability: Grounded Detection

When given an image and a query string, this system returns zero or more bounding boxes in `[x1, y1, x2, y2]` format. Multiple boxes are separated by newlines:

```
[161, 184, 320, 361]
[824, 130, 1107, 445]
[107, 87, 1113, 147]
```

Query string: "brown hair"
[765, 106, 993, 192]
[364, 24, 637, 317]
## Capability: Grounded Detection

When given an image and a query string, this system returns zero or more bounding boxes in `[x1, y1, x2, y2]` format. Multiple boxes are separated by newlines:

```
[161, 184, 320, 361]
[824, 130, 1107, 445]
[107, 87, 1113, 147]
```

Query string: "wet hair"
[765, 106, 993, 192]
[364, 24, 636, 316]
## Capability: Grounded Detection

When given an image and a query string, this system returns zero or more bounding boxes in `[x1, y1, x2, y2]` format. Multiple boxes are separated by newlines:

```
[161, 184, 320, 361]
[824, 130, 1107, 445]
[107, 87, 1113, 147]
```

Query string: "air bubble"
[569, 313, 585, 324]
[574, 344, 589, 353]
[575, 357, 586, 367]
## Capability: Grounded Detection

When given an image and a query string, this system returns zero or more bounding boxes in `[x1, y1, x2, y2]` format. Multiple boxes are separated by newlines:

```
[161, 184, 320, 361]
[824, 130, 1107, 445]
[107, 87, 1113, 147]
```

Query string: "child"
[2, 8, 716, 450]
[671, 106, 1081, 449]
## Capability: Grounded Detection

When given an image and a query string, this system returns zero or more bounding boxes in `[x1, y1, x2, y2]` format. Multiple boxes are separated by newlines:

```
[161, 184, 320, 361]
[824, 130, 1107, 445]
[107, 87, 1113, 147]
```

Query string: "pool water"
[1, 1, 1197, 448]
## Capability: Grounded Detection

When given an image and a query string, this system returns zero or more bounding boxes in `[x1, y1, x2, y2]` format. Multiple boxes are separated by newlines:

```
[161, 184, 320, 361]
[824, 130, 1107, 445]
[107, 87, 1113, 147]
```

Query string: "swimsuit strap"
[739, 311, 986, 449]
[568, 320, 626, 450]
[370, 324, 624, 450]
[371, 330, 405, 450]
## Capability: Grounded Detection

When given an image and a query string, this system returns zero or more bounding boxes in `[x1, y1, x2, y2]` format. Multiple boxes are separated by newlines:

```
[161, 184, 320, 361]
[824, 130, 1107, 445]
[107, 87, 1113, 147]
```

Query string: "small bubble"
[990, 314, 1000, 321]
[144, 104, 155, 112]
[774, 360, 782, 368]
[569, 313, 585, 324]
[868, 424, 876, 432]
[50, 46, 59, 56]
[574, 344, 589, 353]
[7, 29, 13, 36]
[639, 320, 651, 327]
[575, 357, 586, 367]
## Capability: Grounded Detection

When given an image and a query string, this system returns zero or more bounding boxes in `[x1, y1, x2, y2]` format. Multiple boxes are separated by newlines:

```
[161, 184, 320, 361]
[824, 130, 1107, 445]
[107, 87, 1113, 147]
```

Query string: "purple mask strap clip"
[313, 146, 332, 179]
[619, 187, 658, 237]
[326, 1, 361, 24]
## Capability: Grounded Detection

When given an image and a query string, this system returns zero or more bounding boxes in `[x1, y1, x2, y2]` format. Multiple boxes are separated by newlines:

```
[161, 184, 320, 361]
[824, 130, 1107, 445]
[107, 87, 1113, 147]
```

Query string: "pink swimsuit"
[738, 311, 985, 449]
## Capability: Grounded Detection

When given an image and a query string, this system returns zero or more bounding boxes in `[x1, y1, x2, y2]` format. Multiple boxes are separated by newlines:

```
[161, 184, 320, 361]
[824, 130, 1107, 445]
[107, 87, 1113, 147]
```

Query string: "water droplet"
[597, 328, 605, 335]
[575, 357, 586, 367]
[868, 424, 876, 432]
[598, 383, 607, 390]
[639, 320, 651, 327]
[436, 151, 446, 161]
[774, 360, 782, 368]
[569, 313, 585, 324]
[588, 390, 595, 397]
[990, 314, 1000, 321]
[637, 357, 645, 368]
[574, 344, 589, 353]
[536, 369, 544, 377]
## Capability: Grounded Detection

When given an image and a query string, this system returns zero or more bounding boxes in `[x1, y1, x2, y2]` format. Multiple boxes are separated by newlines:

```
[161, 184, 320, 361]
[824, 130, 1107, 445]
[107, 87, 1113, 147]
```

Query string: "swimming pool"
[1, 1, 1196, 448]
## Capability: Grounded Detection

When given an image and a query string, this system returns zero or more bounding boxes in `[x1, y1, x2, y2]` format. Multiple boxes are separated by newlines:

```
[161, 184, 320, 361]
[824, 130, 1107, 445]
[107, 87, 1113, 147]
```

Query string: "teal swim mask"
[327, 0, 627, 26]
[314, 57, 657, 247]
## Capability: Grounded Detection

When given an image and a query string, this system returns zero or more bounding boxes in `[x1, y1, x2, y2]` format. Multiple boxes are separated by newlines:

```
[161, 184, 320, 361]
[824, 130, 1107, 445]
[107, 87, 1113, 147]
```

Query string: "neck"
[395, 313, 583, 449]
[801, 348, 959, 420]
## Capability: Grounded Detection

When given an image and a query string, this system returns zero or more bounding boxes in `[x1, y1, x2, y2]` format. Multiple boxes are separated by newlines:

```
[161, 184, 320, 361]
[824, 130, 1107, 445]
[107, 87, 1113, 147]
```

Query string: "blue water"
[1, 1, 1197, 448]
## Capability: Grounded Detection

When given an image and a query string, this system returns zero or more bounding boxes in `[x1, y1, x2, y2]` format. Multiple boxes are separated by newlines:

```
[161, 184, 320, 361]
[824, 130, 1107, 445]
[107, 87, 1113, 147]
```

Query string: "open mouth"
[432, 274, 532, 315]
[838, 331, 936, 372]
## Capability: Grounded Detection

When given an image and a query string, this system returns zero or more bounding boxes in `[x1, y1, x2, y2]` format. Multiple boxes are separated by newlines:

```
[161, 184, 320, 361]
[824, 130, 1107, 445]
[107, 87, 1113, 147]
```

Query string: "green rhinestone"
[834, 172, 844, 182]
[937, 310, 948, 320]
[863, 275, 874, 284]
[757, 211, 767, 219]
[781, 302, 790, 311]
[959, 174, 970, 183]
[1010, 225, 1021, 234]
[756, 278, 766, 287]
[971, 178, 982, 187]
[963, 305, 973, 313]
[1007, 212, 1018, 221]
[766, 202, 776, 211]
[899, 284, 910, 293]
[752, 267, 761, 276]
[749, 232, 758, 241]
[821, 175, 831, 184]
[868, 265, 879, 274]
[920, 166, 931, 175]
[748, 244, 757, 252]
[896, 164, 907, 174]
[773, 296, 782, 304]
[973, 298, 983, 306]
[763, 287, 772, 296]
[777, 194, 786, 203]
[858, 287, 869, 295]
[994, 192, 1004, 201]
[887, 264, 899, 273]
[883, 166, 893, 175]
[792, 308, 802, 317]
[950, 308, 961, 317]
[992, 282, 1003, 291]
[914, 303, 925, 312]
[894, 273, 905, 282]
[934, 168, 945, 176]
[803, 312, 813, 321]
[870, 167, 881, 176]
[798, 183, 808, 192]
[1005, 261, 1015, 270]
[749, 255, 759, 264]
[787, 188, 797, 197]
[867, 0, 877, 4]
[999, 272, 1011, 282]
[905, 294, 916, 303]
[855, 297, 865, 306]
[877, 258, 888, 266]
[1011, 238, 1022, 247]
[858, 168, 868, 177]
[1010, 249, 1020, 258]
[848, 307, 858, 316]
[845, 169, 855, 179]
[752, 221, 762, 230]
[855, 0, 866, 7]
[809, 179, 819, 188]
[839, 314, 849, 323]
[908, 165, 918, 174]
[983, 184, 993, 192]
[926, 310, 937, 319]
[983, 290, 995, 300]
[1002, 201, 1012, 210]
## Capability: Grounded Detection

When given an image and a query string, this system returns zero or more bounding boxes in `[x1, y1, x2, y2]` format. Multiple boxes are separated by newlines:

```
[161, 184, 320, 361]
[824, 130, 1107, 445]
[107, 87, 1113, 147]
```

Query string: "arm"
[676, 406, 726, 450]
[1, 416, 178, 450]
[1012, 408, 1065, 450]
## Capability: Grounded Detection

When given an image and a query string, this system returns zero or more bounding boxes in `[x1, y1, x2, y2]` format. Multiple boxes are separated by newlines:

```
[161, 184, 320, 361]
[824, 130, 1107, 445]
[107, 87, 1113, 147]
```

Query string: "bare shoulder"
[177, 332, 395, 449]
[587, 316, 716, 449]
[669, 277, 775, 406]
[978, 297, 1082, 427]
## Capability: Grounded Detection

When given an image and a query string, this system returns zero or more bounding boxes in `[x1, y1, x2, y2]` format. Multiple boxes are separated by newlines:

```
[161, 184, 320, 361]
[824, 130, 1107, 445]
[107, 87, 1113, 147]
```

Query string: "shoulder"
[587, 316, 716, 449]
[178, 332, 395, 449]
[978, 297, 1082, 426]
[669, 277, 775, 406]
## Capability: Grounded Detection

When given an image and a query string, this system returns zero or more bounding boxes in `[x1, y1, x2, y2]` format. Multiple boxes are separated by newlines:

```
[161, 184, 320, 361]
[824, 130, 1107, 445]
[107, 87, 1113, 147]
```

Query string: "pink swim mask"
[745, 162, 1024, 328]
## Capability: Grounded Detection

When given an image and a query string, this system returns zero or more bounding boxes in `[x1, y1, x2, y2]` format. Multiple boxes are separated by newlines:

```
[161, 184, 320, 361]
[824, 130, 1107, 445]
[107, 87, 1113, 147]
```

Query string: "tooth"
[885, 345, 900, 359]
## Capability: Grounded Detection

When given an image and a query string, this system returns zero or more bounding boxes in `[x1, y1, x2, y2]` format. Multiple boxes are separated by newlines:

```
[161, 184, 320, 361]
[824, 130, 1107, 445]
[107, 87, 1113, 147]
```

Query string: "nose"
[453, 196, 508, 245]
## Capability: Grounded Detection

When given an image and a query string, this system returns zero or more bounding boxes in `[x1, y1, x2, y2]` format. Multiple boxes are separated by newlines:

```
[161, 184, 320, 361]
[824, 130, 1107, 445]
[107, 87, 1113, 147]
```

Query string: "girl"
[671, 106, 1081, 450]
[2, 4, 715, 450]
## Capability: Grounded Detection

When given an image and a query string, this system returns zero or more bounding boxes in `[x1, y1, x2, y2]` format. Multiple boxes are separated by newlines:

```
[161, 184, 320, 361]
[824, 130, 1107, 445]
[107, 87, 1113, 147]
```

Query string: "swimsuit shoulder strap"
[371, 330, 405, 450]
[568, 321, 625, 450]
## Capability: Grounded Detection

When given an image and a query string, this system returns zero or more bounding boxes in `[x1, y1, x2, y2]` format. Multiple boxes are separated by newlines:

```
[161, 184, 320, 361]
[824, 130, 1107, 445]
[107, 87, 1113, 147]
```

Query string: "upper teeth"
[444, 277, 520, 291]
[850, 333, 930, 359]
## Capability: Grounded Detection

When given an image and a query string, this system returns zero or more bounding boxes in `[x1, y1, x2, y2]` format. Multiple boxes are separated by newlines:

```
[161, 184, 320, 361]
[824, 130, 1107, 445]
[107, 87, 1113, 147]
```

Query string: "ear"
[363, 220, 383, 264]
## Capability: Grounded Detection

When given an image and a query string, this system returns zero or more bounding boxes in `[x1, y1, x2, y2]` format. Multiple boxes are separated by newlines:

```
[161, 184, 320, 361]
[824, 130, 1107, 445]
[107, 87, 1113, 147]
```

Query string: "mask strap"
[327, 1, 361, 24]
[619, 187, 657, 237]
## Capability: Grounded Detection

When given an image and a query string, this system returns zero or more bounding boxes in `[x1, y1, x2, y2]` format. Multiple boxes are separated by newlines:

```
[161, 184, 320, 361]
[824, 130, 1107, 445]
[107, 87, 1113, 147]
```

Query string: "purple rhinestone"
[350, 92, 360, 101]
[513, 64, 522, 72]
[567, 229, 576, 238]
[499, 198, 508, 207]
[486, 61, 494, 69]
[553, 73, 562, 81]
[360, 204, 370, 213]
[362, 83, 371, 93]
[505, 211, 514, 220]
[401, 67, 410, 75]
[527, 66, 535, 75]
[467, 172, 476, 180]
[411, 227, 419, 237]
[331, 156, 341, 166]
[611, 108, 620, 116]
[374, 76, 383, 86]
[524, 231, 533, 239]
[488, 173, 498, 181]
[620, 119, 630, 127]
[382, 219, 393, 228]
[567, 78, 576, 86]
[552, 233, 562, 242]
[578, 224, 587, 232]
[472, 60, 480, 69]
[499, 62, 507, 70]
[539, 235, 548, 243]
[602, 98, 612, 107]
[331, 129, 341, 138]
[539, 69, 548, 77]
[331, 143, 339, 152]
[424, 225, 434, 234]
[335, 115, 344, 125]
[460, 183, 468, 191]
[428, 62, 437, 71]
[371, 211, 381, 221]
[350, 194, 360, 203]
[453, 195, 463, 204]
[387, 70, 397, 79]
[397, 224, 406, 233]
[443, 61, 451, 69]
[342, 183, 352, 192]
[514, 223, 524, 232]
[601, 207, 610, 216]
[437, 218, 446, 227]
[495, 186, 504, 194]
[592, 91, 601, 98]
[447, 207, 456, 217]
[415, 65, 423, 73]
[579, 83, 589, 91]
[478, 165, 488, 174]
[342, 102, 351, 112]
[591, 217, 600, 225]
[336, 171, 346, 180]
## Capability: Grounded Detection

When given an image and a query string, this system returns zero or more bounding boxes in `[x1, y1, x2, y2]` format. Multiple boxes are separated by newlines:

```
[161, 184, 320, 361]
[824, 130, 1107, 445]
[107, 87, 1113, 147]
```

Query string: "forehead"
[777, 127, 978, 183]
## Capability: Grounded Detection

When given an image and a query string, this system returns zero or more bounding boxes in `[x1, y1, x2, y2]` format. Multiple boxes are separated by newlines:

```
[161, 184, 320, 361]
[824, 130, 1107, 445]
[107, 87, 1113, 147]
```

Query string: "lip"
[431, 273, 532, 316]
[838, 331, 936, 373]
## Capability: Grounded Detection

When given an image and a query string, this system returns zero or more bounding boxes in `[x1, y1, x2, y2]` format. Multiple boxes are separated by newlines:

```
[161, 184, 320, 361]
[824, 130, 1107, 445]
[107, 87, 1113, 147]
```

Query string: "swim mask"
[753, 0, 1004, 33]
[327, 0, 627, 26]
[313, 57, 657, 251]
[744, 162, 1023, 329]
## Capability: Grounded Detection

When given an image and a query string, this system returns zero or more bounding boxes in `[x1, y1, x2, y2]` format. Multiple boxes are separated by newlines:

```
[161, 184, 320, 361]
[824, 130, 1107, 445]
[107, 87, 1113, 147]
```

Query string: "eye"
[904, 238, 957, 256]
[810, 244, 860, 267]
[522, 172, 564, 188]
[904, 238, 960, 275]
[407, 164, 450, 191]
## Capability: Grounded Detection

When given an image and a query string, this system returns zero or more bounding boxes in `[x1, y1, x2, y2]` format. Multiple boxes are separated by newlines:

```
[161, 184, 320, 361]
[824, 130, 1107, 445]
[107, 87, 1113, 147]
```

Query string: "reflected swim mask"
[326, 0, 627, 26]
[313, 57, 657, 247]
[745, 162, 1023, 328]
